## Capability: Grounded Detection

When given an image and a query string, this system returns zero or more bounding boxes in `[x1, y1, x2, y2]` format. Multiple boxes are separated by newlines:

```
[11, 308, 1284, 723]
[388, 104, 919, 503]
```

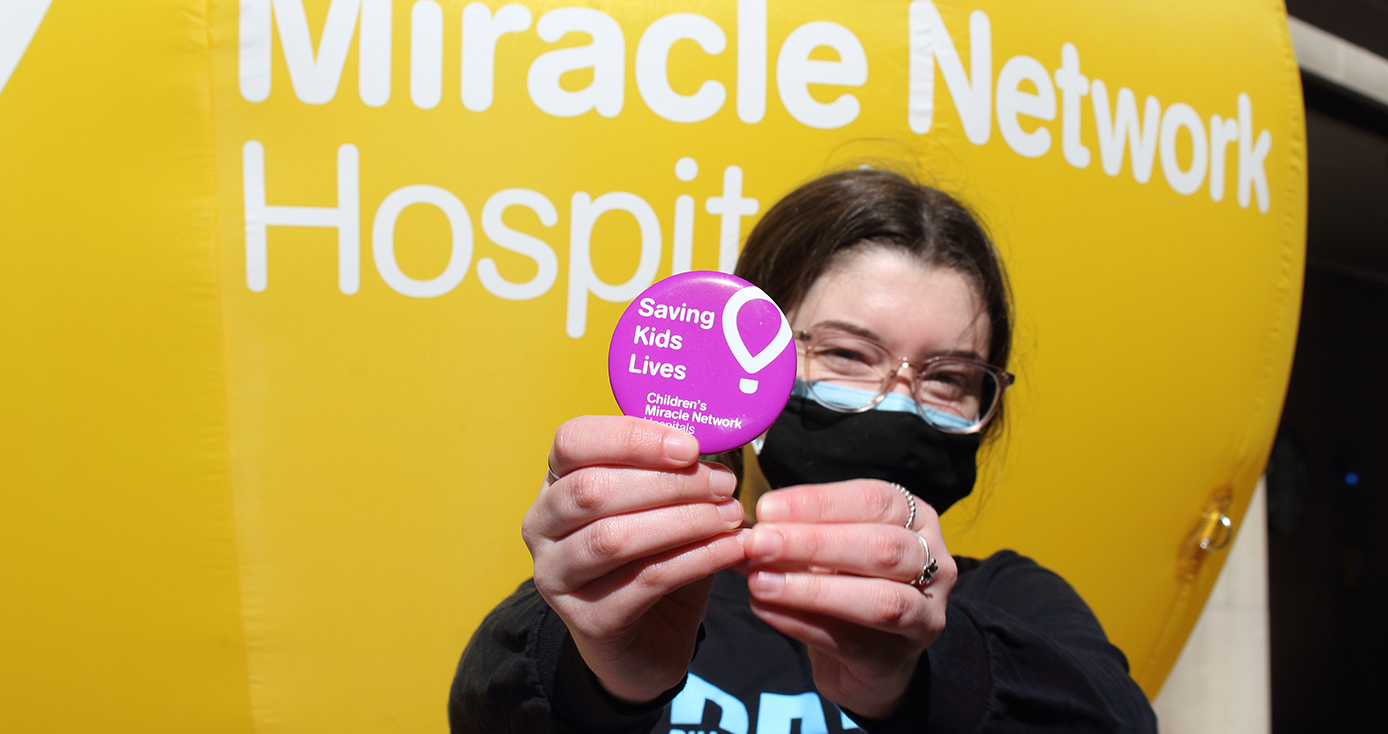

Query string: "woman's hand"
[741, 480, 957, 720]
[522, 416, 747, 705]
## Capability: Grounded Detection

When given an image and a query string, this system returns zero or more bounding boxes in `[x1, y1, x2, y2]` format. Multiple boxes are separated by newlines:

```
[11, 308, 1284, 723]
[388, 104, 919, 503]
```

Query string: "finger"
[558, 530, 749, 632]
[757, 481, 944, 533]
[549, 416, 699, 478]
[744, 523, 936, 583]
[744, 569, 951, 638]
[538, 499, 747, 592]
[533, 461, 737, 540]
[746, 598, 894, 660]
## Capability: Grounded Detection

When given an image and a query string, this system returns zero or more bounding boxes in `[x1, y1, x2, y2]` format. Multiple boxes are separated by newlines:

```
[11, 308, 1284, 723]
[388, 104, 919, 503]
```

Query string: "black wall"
[1266, 20, 1388, 730]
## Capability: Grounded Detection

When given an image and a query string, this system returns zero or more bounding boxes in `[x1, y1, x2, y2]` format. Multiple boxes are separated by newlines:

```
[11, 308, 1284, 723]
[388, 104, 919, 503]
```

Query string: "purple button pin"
[608, 271, 797, 454]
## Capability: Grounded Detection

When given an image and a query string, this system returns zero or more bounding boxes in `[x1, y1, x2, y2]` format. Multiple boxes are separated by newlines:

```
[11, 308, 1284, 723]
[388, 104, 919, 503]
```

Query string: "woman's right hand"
[522, 416, 746, 704]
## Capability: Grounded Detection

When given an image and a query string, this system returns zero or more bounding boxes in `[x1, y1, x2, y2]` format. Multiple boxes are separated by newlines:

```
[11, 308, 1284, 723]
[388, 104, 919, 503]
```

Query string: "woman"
[449, 170, 1156, 733]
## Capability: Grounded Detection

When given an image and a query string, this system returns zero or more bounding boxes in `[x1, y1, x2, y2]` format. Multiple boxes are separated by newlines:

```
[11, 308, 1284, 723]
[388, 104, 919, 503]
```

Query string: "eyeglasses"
[795, 325, 1015, 434]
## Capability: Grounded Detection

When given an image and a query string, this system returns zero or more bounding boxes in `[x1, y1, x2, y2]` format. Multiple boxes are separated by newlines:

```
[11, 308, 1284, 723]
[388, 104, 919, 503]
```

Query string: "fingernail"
[749, 570, 784, 595]
[718, 499, 744, 524]
[664, 431, 698, 463]
[747, 526, 783, 559]
[757, 494, 789, 523]
[710, 468, 737, 498]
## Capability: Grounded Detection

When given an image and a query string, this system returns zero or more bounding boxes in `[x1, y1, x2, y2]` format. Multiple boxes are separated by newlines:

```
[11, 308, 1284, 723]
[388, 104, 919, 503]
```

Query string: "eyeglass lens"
[804, 334, 1000, 427]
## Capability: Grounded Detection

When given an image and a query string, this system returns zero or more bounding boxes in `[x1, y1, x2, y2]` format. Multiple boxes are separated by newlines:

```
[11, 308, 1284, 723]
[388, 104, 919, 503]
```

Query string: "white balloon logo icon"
[721, 286, 792, 394]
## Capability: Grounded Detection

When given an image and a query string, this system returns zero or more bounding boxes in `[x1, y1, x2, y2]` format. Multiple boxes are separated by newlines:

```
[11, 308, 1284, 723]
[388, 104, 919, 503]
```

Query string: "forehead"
[789, 247, 991, 360]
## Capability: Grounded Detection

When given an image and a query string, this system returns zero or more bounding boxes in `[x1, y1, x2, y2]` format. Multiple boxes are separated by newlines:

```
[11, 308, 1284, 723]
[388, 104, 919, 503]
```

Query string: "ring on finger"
[894, 483, 916, 530]
[910, 531, 939, 590]
[546, 457, 563, 484]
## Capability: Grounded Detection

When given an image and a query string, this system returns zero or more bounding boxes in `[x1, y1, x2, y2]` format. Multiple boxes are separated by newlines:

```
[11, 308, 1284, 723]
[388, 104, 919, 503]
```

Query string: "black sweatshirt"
[449, 550, 1157, 733]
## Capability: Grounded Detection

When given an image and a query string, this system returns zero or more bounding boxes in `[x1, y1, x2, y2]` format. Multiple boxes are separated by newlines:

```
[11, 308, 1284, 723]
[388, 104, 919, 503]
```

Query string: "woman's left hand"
[742, 479, 957, 721]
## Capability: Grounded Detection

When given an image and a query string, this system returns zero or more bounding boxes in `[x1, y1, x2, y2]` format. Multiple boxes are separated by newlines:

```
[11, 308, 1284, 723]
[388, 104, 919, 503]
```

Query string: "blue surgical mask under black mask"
[790, 379, 979, 432]
[754, 380, 981, 514]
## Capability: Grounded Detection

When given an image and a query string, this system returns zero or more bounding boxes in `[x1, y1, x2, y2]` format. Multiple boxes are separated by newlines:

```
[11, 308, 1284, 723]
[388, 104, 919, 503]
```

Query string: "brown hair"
[735, 168, 1014, 438]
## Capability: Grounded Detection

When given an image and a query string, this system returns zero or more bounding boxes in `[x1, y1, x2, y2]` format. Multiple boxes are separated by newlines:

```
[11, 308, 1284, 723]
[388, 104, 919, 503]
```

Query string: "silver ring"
[894, 483, 916, 530]
[910, 531, 938, 590]
[546, 458, 562, 484]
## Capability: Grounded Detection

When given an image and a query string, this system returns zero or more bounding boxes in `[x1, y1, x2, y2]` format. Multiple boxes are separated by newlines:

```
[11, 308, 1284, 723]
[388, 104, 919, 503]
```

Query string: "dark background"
[1267, 3, 1388, 731]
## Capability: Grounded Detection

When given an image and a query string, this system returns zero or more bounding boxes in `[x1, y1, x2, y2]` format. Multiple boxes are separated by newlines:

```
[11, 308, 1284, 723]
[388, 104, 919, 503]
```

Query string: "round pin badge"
[608, 271, 797, 454]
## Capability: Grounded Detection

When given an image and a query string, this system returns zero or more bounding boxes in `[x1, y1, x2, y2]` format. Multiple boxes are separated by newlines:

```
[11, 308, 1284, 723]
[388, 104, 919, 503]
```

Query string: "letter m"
[239, 0, 391, 106]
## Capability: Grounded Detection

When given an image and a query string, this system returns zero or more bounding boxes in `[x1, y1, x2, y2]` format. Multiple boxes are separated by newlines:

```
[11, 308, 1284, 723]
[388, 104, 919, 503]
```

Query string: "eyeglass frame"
[793, 326, 1016, 434]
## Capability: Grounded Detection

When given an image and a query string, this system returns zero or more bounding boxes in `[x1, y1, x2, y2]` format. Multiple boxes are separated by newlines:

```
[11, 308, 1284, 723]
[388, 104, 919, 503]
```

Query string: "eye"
[919, 364, 984, 401]
[822, 346, 872, 364]
[809, 337, 885, 379]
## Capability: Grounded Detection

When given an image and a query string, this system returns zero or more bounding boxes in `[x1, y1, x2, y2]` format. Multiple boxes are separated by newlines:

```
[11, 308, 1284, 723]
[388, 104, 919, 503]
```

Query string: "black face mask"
[755, 395, 981, 514]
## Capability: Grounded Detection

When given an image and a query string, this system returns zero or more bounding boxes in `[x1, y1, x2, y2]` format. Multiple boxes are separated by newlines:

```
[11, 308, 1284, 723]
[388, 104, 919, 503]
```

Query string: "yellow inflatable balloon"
[0, 0, 1303, 730]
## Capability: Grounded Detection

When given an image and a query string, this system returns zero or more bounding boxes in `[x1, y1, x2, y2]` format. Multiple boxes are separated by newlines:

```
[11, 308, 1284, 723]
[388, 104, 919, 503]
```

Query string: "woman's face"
[787, 247, 992, 399]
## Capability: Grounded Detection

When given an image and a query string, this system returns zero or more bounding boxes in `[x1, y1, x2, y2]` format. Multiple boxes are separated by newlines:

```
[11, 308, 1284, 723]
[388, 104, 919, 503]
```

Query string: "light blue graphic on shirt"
[668, 673, 864, 734]
[671, 674, 750, 734]
[794, 378, 977, 431]
[755, 692, 826, 734]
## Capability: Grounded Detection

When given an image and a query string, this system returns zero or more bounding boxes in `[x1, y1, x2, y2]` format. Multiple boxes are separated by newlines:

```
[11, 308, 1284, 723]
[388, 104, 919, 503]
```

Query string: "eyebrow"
[813, 319, 882, 341]
[810, 319, 989, 363]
